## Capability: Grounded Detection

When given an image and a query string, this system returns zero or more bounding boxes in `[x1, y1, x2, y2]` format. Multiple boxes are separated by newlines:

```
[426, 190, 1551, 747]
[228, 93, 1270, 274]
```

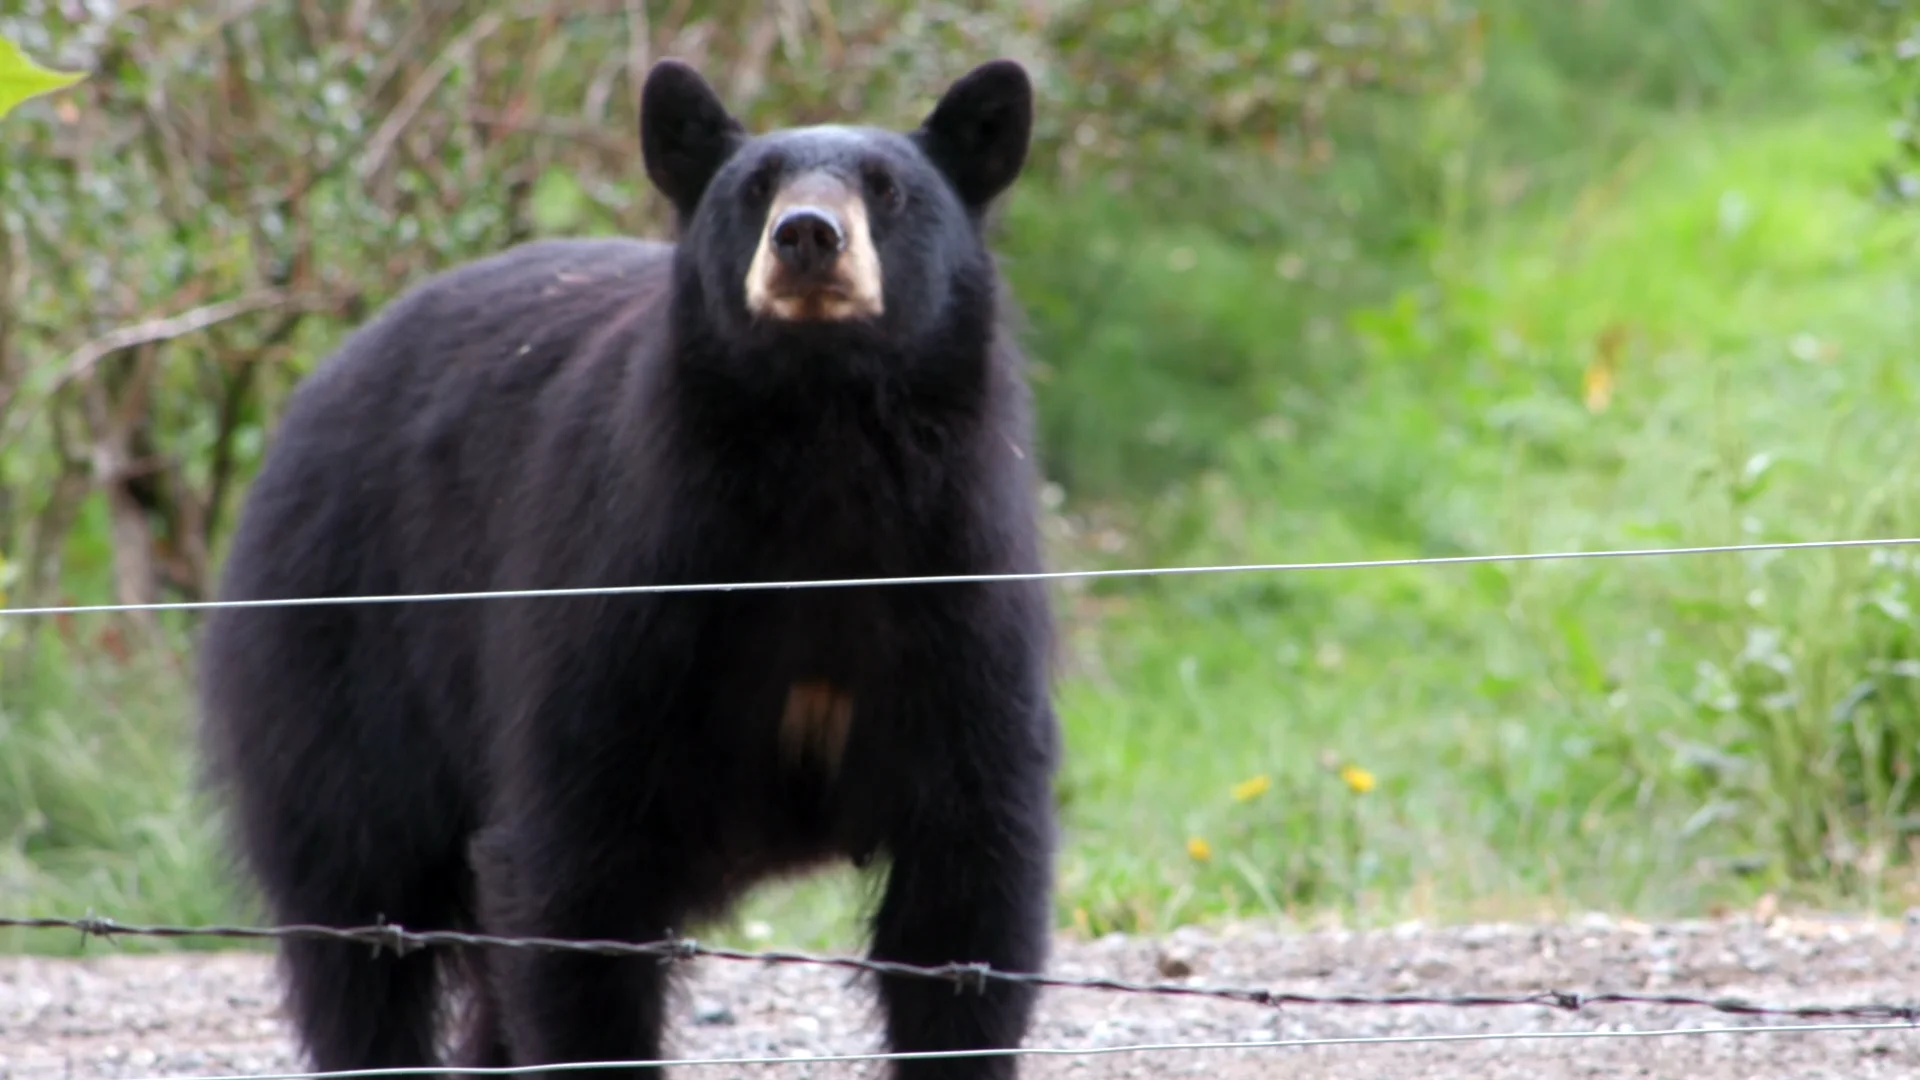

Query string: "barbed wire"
[6, 914, 1918, 1024]
[2, 535, 1918, 618]
[53, 1022, 1916, 1080]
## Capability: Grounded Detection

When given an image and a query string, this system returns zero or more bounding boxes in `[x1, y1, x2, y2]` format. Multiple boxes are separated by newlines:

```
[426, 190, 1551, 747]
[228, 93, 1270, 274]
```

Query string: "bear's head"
[639, 57, 1032, 367]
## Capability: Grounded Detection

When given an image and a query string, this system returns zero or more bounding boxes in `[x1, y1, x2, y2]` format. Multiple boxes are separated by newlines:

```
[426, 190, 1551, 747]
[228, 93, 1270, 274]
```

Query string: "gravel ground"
[5, 910, 1919, 1079]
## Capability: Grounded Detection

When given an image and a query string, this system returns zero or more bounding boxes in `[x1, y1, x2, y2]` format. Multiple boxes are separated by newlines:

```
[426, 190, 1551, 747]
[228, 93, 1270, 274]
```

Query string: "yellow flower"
[1230, 774, 1271, 802]
[1186, 836, 1213, 862]
[1581, 358, 1614, 413]
[1339, 764, 1377, 794]
[1583, 323, 1626, 414]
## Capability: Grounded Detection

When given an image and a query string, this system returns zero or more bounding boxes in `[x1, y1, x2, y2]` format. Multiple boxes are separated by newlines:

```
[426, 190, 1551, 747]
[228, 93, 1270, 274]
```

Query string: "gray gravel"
[5, 910, 1918, 1079]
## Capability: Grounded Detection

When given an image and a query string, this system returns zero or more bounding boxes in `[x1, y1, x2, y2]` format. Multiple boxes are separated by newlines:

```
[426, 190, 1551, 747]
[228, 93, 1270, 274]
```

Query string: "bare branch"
[465, 108, 629, 154]
[0, 289, 289, 461]
[625, 0, 651, 100]
[356, 11, 507, 184]
[79, 349, 161, 631]
[49, 288, 290, 398]
[20, 390, 91, 612]
[206, 307, 310, 541]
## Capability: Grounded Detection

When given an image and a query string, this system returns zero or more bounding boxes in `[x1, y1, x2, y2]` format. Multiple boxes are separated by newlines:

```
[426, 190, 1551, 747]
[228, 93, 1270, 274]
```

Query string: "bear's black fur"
[196, 57, 1058, 1080]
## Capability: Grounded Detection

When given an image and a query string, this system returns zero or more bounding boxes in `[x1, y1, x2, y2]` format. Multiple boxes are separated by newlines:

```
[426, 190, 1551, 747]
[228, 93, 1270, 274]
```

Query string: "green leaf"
[0, 33, 87, 123]
[529, 166, 586, 234]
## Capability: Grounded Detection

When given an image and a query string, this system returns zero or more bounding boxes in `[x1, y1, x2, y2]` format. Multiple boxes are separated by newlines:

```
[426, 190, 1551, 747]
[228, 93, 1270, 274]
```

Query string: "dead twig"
[625, 0, 652, 101]
[48, 288, 289, 397]
[465, 108, 630, 154]
[0, 289, 288, 457]
[356, 11, 508, 185]
[79, 345, 162, 632]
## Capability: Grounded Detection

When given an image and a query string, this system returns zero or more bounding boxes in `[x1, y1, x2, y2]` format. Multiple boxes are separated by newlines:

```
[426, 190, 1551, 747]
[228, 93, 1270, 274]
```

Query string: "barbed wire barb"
[6, 913, 1919, 1025]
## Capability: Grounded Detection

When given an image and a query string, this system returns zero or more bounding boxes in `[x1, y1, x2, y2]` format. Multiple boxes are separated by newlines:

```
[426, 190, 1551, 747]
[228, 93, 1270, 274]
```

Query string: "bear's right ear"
[913, 59, 1034, 213]
[641, 59, 746, 218]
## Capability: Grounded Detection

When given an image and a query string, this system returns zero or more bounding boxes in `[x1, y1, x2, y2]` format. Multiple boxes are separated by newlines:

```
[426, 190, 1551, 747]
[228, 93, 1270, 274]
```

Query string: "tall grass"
[0, 638, 239, 953]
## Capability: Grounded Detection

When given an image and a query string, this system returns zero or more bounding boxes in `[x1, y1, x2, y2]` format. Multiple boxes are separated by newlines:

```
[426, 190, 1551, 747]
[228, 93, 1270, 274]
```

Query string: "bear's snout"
[744, 169, 884, 323]
[770, 207, 847, 278]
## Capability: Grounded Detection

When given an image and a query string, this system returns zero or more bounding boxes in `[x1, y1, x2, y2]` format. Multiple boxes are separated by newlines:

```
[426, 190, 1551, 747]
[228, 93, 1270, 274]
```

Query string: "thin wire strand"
[95, 1022, 1920, 1080]
[7, 915, 1918, 1024]
[4, 535, 1917, 617]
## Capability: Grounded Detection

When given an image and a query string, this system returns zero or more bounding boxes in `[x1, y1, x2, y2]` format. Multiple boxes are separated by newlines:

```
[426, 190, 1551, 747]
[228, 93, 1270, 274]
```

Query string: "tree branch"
[356, 11, 507, 184]
[50, 288, 290, 397]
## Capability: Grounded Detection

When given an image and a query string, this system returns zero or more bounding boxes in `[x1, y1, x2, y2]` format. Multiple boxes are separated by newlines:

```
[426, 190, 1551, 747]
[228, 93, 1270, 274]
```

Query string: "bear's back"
[214, 237, 679, 608]
[295, 236, 675, 422]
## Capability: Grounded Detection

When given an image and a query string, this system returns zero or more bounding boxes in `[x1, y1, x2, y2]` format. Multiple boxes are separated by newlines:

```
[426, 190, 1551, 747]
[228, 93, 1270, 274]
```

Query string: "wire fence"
[0, 534, 1917, 617]
[5, 914, 1918, 1024]
[4, 913, 1917, 1076]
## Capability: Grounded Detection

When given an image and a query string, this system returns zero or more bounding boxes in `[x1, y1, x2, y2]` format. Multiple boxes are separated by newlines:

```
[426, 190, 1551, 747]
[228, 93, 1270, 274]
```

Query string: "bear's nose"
[770, 207, 846, 277]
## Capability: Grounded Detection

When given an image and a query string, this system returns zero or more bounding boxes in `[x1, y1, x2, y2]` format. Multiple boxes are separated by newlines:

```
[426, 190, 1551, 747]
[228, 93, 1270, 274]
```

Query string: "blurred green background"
[5, 0, 1920, 955]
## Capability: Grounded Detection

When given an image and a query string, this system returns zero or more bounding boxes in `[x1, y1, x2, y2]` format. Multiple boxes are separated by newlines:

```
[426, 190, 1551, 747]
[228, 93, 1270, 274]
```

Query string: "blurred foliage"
[1827, 0, 1920, 202]
[0, 0, 1478, 619]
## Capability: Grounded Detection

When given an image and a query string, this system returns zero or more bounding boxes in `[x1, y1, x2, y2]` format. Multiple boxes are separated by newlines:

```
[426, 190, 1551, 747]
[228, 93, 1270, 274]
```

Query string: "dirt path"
[5, 911, 1918, 1079]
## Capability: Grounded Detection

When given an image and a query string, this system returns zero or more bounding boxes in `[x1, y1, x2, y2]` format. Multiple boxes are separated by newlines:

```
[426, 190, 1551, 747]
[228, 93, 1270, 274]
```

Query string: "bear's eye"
[862, 165, 903, 212]
[743, 166, 778, 205]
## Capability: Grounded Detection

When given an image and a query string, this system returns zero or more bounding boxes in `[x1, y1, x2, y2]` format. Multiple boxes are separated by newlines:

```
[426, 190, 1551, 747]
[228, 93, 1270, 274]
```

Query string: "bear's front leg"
[470, 594, 705, 1078]
[474, 807, 681, 1080]
[469, 664, 692, 1080]
[870, 779, 1056, 1079]
[867, 661, 1059, 1080]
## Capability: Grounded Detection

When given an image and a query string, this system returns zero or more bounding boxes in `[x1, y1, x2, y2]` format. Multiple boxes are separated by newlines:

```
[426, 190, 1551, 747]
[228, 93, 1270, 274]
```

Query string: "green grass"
[9, 13, 1920, 956]
[1024, 61, 1920, 938]
[0, 638, 241, 953]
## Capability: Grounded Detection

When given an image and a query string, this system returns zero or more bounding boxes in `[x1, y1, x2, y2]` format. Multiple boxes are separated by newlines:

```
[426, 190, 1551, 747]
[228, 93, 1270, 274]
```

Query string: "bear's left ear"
[912, 59, 1034, 212]
[641, 58, 747, 219]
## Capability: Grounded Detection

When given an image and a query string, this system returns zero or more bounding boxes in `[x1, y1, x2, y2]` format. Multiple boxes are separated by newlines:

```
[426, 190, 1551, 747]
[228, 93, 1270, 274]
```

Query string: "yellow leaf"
[1185, 836, 1212, 862]
[1339, 764, 1377, 794]
[1230, 773, 1271, 802]
[0, 33, 87, 123]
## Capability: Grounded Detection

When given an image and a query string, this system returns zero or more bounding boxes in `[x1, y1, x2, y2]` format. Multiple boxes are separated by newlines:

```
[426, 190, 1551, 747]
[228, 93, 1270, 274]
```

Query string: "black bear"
[196, 57, 1058, 1080]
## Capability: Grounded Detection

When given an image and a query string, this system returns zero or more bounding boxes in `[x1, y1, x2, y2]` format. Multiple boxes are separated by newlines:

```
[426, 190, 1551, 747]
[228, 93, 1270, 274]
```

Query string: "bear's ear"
[641, 59, 747, 218]
[912, 59, 1034, 212]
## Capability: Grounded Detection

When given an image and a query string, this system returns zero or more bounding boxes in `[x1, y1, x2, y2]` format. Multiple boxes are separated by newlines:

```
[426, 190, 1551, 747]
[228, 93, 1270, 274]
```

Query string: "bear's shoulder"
[299, 236, 677, 397]
[399, 237, 677, 321]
